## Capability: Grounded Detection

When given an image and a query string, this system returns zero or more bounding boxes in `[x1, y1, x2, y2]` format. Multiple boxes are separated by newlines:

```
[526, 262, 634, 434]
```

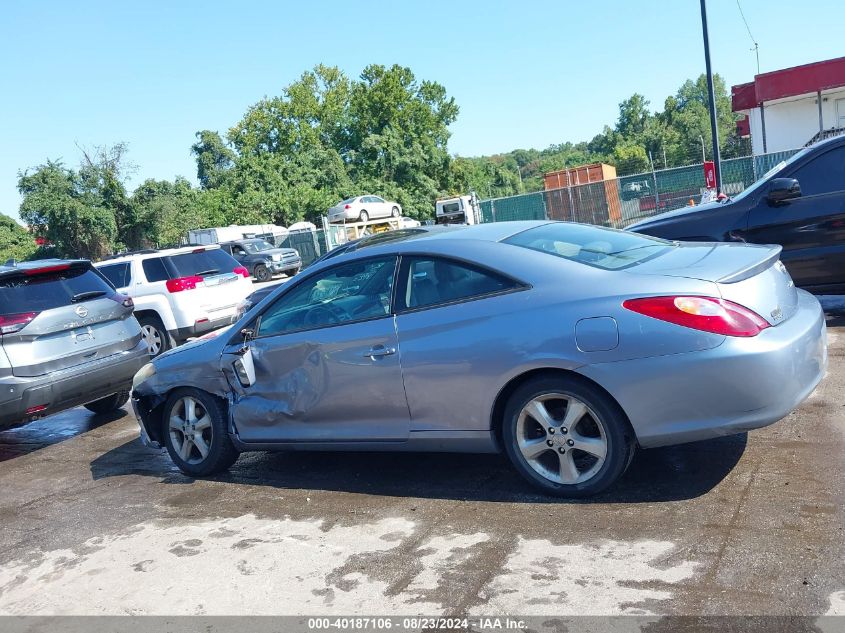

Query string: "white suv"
[95, 245, 253, 356]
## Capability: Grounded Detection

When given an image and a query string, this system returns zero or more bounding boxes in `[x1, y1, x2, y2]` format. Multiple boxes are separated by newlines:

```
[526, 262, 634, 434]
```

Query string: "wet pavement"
[0, 316, 843, 618]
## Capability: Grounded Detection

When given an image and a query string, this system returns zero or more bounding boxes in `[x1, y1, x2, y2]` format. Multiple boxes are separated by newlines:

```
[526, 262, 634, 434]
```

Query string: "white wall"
[747, 88, 845, 155]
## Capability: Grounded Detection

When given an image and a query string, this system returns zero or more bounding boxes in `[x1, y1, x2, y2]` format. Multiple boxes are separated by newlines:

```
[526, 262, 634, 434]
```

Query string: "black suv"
[628, 134, 845, 294]
[219, 239, 301, 282]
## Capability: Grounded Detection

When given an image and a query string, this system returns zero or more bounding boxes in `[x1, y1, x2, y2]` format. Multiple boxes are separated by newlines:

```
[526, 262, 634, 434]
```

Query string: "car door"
[743, 145, 845, 290]
[221, 255, 410, 443]
[393, 255, 526, 432]
[371, 196, 388, 218]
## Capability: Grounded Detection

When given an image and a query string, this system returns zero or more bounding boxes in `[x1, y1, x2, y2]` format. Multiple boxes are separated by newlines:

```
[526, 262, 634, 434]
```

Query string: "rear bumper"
[578, 290, 828, 448]
[172, 314, 237, 341]
[0, 339, 149, 429]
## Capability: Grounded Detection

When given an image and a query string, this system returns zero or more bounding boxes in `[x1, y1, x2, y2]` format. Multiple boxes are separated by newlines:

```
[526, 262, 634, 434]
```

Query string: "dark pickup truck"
[628, 134, 845, 294]
[219, 238, 301, 283]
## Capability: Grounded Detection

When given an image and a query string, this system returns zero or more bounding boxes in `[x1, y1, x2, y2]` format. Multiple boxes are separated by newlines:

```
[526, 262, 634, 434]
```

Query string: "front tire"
[502, 375, 634, 497]
[254, 264, 272, 282]
[84, 391, 129, 415]
[163, 388, 239, 476]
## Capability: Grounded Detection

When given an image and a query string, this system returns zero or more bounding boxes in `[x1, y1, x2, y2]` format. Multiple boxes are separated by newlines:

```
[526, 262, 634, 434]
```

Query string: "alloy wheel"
[141, 324, 162, 356]
[515, 392, 608, 485]
[169, 396, 213, 465]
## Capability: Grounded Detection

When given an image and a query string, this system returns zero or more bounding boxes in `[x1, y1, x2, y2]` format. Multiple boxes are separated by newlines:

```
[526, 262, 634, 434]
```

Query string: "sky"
[1, 0, 843, 222]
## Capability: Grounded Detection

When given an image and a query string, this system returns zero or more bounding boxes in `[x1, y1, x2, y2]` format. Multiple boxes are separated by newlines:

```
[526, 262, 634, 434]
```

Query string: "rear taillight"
[623, 296, 770, 337]
[234, 266, 249, 278]
[165, 275, 203, 293]
[109, 294, 134, 308]
[344, 204, 352, 209]
[0, 312, 39, 335]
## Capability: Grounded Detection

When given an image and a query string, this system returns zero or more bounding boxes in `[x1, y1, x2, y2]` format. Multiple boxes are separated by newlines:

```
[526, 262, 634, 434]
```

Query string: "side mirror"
[767, 178, 801, 204]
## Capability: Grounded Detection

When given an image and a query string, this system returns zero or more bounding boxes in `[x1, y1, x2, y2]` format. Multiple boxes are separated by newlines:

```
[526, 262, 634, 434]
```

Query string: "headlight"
[132, 363, 156, 390]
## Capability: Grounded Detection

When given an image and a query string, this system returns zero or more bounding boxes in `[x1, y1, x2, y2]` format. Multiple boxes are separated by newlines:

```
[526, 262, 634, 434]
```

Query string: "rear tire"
[391, 206, 400, 218]
[359, 210, 369, 222]
[254, 264, 272, 282]
[502, 375, 634, 498]
[137, 314, 170, 357]
[84, 391, 129, 415]
[163, 388, 239, 477]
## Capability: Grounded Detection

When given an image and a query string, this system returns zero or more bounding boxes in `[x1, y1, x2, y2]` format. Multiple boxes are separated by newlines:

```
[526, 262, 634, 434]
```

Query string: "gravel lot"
[0, 314, 843, 620]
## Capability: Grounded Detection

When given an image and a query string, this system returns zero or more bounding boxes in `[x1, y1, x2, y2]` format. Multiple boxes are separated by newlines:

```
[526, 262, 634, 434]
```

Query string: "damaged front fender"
[131, 336, 233, 446]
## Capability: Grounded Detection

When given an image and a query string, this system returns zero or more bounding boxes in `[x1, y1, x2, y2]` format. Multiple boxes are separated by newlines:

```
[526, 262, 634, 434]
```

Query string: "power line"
[736, 0, 760, 74]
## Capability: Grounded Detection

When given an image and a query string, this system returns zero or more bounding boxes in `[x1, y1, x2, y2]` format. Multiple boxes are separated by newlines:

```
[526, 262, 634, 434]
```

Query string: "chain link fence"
[479, 149, 800, 228]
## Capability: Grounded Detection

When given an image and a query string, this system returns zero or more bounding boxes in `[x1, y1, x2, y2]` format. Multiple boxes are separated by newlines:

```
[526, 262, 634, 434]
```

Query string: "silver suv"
[0, 259, 149, 429]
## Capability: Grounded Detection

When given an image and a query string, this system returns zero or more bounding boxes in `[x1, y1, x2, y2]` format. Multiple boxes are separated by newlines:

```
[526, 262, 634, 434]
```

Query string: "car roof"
[95, 244, 222, 265]
[0, 258, 90, 277]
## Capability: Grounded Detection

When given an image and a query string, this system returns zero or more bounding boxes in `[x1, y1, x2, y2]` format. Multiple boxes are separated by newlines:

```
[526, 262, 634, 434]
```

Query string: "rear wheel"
[84, 391, 129, 415]
[254, 264, 272, 282]
[163, 388, 239, 476]
[359, 210, 369, 222]
[391, 206, 400, 218]
[502, 375, 634, 497]
[137, 314, 170, 357]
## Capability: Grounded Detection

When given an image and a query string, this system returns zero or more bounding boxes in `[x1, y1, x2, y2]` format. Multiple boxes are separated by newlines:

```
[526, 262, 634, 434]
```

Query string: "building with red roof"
[732, 56, 845, 155]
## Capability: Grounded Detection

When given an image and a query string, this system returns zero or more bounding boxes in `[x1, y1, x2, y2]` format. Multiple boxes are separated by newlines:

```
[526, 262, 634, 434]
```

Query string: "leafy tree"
[191, 131, 235, 189]
[18, 159, 117, 260]
[0, 213, 37, 263]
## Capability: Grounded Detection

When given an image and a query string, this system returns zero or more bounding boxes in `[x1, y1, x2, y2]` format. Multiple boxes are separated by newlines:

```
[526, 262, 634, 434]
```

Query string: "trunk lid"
[0, 263, 140, 377]
[632, 242, 798, 326]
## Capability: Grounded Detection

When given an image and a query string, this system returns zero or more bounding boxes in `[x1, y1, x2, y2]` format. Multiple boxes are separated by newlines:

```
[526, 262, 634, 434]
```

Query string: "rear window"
[0, 265, 114, 312]
[166, 249, 240, 277]
[504, 223, 672, 270]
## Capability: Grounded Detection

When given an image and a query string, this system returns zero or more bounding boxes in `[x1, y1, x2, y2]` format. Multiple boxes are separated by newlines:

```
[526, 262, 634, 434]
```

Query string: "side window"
[257, 257, 397, 337]
[399, 257, 520, 311]
[99, 263, 131, 288]
[142, 257, 170, 283]
[789, 147, 845, 196]
[373, 196, 385, 203]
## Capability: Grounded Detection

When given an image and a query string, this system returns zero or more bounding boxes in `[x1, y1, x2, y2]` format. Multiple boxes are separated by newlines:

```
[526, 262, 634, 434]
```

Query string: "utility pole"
[700, 0, 722, 192]
[699, 135, 706, 163]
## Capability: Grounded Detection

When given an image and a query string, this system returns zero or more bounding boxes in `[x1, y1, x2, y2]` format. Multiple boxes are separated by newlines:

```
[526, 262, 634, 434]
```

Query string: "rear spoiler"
[717, 245, 782, 284]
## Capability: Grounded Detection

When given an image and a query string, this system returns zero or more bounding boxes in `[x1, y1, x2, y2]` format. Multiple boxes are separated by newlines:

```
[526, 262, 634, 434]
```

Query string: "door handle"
[364, 345, 396, 359]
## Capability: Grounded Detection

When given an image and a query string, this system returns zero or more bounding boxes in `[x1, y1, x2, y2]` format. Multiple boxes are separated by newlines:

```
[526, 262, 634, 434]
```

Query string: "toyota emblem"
[74, 305, 89, 318]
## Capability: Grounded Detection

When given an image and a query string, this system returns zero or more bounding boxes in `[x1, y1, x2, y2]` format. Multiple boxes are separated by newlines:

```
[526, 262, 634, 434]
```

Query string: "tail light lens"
[165, 275, 203, 293]
[344, 204, 352, 209]
[109, 294, 134, 308]
[234, 266, 249, 278]
[0, 312, 39, 335]
[623, 296, 770, 337]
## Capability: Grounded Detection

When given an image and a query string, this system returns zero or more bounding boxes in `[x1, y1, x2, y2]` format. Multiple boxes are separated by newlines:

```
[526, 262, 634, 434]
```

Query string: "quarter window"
[142, 258, 169, 283]
[257, 257, 397, 337]
[98, 262, 132, 288]
[399, 257, 519, 311]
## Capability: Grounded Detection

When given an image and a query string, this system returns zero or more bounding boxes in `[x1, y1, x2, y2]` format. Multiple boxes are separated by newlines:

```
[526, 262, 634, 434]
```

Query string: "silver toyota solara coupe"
[131, 221, 827, 497]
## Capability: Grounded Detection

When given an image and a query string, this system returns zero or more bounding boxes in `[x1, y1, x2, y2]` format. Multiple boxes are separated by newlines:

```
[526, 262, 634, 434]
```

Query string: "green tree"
[191, 131, 235, 189]
[18, 160, 117, 260]
[0, 213, 37, 263]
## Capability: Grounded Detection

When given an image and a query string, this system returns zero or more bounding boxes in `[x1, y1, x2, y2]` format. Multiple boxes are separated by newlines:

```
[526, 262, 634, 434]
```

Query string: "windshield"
[731, 147, 811, 202]
[504, 222, 673, 270]
[242, 240, 275, 253]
